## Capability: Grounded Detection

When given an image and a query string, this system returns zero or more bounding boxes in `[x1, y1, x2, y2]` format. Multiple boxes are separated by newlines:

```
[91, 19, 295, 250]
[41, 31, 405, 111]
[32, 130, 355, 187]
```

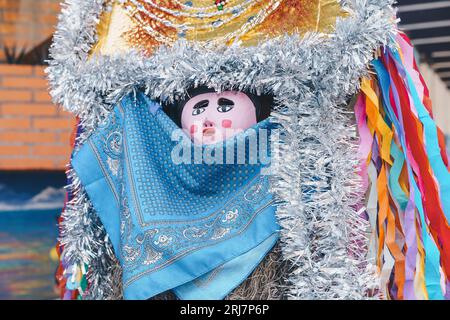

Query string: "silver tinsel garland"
[47, 0, 398, 299]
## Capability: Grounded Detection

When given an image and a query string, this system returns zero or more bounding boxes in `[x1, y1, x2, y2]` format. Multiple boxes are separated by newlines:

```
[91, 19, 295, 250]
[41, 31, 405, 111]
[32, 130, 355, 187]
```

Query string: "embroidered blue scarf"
[72, 91, 279, 299]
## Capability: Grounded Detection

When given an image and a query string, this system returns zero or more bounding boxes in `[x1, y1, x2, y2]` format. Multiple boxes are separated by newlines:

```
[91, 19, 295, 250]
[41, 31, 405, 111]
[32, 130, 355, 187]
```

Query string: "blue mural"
[0, 171, 66, 300]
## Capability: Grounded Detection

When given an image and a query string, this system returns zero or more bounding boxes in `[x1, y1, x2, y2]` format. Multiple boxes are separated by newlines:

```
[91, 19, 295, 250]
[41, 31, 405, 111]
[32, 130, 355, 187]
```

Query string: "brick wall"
[0, 0, 60, 61]
[0, 64, 76, 170]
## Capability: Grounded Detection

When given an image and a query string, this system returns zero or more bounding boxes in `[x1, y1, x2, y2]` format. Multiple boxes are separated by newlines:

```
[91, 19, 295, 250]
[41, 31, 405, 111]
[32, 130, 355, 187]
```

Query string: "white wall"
[419, 63, 450, 136]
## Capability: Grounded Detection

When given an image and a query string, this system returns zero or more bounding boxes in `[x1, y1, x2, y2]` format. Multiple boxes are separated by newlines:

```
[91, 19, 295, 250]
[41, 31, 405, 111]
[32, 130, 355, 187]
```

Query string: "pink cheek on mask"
[221, 119, 232, 128]
[190, 125, 198, 134]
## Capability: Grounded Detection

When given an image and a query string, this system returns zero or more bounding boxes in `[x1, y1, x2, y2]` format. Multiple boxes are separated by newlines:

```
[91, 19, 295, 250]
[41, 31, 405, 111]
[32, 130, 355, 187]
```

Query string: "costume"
[47, 0, 450, 300]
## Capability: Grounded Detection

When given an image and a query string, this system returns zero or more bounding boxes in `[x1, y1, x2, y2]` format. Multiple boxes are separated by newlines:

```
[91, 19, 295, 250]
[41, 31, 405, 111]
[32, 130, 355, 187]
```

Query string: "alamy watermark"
[170, 128, 281, 176]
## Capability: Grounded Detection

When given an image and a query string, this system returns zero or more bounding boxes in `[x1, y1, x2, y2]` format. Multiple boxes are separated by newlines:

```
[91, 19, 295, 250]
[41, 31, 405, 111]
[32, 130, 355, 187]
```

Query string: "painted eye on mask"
[217, 98, 235, 113]
[192, 100, 209, 116]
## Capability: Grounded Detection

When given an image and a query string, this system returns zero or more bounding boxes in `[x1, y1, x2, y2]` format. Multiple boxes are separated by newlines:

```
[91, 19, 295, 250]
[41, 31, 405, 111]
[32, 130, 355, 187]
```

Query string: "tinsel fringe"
[47, 0, 398, 299]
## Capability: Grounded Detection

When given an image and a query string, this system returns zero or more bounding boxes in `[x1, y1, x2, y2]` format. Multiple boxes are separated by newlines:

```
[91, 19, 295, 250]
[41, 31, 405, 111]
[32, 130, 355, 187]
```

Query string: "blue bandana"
[72, 91, 279, 299]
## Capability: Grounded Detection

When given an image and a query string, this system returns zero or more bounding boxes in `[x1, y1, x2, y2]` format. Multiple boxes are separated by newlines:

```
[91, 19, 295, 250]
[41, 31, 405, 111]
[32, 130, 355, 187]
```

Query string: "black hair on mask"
[162, 86, 273, 128]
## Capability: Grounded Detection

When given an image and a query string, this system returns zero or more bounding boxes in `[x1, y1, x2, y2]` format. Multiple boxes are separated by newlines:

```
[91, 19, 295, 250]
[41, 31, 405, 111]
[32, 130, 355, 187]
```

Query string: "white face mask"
[181, 91, 257, 145]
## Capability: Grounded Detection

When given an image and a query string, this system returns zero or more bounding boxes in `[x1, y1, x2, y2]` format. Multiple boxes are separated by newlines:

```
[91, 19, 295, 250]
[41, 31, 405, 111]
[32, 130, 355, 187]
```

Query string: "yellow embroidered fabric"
[91, 0, 345, 56]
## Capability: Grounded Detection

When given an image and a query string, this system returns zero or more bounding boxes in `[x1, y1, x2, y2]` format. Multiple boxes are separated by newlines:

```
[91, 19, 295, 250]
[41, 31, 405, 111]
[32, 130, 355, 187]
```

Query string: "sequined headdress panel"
[92, 0, 345, 55]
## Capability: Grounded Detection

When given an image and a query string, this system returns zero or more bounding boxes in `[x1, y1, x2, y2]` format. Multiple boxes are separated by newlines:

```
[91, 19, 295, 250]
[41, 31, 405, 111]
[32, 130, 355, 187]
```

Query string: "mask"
[180, 91, 257, 145]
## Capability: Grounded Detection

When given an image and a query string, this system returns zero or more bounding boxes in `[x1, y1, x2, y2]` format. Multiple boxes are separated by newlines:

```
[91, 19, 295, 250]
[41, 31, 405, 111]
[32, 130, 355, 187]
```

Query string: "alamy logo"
[170, 128, 281, 175]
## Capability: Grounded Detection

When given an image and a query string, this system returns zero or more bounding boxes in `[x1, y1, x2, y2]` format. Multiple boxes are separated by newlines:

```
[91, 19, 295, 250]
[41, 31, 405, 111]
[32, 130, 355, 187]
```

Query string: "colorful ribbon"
[357, 33, 450, 300]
